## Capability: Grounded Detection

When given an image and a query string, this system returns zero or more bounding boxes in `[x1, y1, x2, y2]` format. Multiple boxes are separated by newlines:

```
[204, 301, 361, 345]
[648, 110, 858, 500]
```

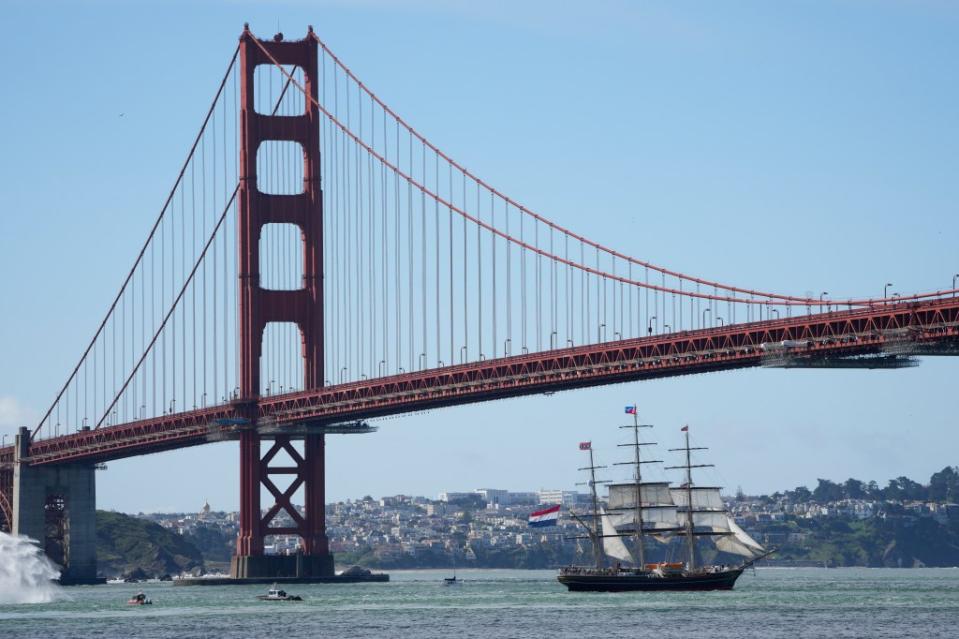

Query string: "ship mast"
[666, 425, 712, 572]
[683, 429, 695, 570]
[577, 444, 607, 569]
[631, 413, 646, 568]
[615, 407, 658, 568]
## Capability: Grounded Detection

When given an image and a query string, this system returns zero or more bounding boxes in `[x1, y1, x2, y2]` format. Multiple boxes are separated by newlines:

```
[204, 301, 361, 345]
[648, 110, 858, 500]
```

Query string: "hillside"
[762, 511, 959, 567]
[96, 510, 204, 579]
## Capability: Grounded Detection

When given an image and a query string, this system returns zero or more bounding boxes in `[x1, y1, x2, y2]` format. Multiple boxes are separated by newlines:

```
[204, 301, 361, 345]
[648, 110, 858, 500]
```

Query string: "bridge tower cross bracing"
[232, 25, 331, 579]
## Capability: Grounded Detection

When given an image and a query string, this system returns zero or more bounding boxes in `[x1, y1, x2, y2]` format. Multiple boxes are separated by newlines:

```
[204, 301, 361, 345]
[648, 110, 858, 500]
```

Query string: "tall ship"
[558, 408, 772, 592]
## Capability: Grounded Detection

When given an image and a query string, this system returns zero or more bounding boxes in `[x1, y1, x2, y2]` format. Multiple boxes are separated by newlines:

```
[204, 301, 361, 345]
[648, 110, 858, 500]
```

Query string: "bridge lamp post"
[566, 339, 574, 348]
[379, 360, 386, 376]
[419, 353, 427, 370]
[504, 339, 511, 356]
[953, 274, 958, 295]
[339, 366, 348, 383]
[702, 308, 711, 328]
[460, 346, 467, 363]
[599, 323, 606, 342]
[2, 434, 6, 446]
[550, 331, 558, 349]
[884, 282, 893, 301]
[819, 292, 828, 313]
[662, 325, 670, 334]
[770, 309, 779, 320]
[614, 331, 622, 340]
[716, 317, 725, 327]
[169, 399, 176, 414]
[648, 315, 657, 334]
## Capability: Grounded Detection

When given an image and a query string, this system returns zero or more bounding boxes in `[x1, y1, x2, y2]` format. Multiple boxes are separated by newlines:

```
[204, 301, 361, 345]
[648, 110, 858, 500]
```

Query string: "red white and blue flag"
[528, 504, 561, 528]
[624, 405, 637, 415]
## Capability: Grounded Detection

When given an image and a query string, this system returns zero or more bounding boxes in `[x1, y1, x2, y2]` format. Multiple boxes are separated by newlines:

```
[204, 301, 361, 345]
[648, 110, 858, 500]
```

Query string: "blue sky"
[1, 1, 957, 513]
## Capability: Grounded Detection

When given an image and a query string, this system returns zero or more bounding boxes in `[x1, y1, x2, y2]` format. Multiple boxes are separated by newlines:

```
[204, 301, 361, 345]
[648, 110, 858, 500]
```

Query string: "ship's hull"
[557, 568, 744, 592]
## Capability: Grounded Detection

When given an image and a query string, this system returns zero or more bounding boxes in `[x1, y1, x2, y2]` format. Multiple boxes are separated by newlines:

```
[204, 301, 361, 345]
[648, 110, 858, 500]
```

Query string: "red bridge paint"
[3, 296, 956, 472]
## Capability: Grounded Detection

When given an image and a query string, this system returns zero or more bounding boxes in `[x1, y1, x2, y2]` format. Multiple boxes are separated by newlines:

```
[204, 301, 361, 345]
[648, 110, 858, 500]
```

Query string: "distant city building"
[474, 488, 509, 507]
[426, 503, 447, 516]
[538, 489, 584, 508]
[506, 492, 539, 506]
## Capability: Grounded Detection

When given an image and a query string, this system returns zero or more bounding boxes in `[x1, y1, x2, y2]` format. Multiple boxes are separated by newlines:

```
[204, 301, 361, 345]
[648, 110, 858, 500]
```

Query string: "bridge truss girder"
[3, 298, 958, 471]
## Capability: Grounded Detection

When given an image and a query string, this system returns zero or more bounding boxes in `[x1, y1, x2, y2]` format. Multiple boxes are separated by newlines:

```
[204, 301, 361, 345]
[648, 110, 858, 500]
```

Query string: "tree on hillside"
[812, 479, 844, 503]
[785, 486, 812, 503]
[843, 478, 866, 499]
[928, 466, 959, 503]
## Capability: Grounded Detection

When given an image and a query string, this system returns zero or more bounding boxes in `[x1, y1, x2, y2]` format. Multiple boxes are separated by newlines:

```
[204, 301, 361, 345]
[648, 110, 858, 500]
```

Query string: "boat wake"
[0, 531, 62, 604]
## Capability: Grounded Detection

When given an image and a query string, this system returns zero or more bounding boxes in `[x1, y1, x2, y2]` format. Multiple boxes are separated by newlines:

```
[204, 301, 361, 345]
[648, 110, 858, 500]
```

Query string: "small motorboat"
[127, 592, 152, 605]
[256, 584, 303, 601]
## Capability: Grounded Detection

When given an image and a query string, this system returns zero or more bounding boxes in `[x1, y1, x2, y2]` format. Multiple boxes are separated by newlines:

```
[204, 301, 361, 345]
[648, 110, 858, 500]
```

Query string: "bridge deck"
[1, 297, 957, 468]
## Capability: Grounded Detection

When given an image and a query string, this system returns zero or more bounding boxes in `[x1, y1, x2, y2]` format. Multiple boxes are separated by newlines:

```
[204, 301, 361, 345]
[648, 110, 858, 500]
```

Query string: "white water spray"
[0, 531, 62, 604]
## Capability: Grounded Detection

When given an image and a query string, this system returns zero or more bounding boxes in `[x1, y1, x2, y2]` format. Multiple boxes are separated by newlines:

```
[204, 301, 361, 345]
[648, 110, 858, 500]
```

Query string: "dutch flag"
[528, 504, 561, 528]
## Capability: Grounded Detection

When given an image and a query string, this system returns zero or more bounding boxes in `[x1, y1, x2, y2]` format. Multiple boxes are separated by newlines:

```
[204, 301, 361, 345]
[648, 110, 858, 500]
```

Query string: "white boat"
[256, 584, 303, 601]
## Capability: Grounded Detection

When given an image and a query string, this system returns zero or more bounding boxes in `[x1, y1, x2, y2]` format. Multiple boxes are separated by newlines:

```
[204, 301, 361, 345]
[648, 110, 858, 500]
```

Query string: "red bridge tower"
[231, 26, 332, 579]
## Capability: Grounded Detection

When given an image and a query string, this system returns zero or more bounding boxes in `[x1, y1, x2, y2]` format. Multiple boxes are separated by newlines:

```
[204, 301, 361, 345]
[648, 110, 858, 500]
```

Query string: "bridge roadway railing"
[257, 297, 959, 425]
[0, 405, 239, 467]
[1, 296, 957, 468]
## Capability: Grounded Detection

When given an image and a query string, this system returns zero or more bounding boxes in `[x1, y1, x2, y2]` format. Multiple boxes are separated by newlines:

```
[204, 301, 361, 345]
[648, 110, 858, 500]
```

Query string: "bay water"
[1, 568, 957, 638]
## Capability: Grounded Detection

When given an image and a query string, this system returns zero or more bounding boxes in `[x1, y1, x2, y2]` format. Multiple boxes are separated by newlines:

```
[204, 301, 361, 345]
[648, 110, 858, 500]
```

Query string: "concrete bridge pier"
[12, 427, 101, 585]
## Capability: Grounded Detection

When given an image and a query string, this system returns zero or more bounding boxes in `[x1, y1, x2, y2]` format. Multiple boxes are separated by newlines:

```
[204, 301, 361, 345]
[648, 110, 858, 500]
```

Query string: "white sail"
[642, 507, 681, 529]
[608, 482, 674, 510]
[714, 516, 766, 557]
[600, 508, 634, 563]
[608, 506, 679, 531]
[676, 510, 729, 530]
[715, 535, 758, 557]
[669, 487, 724, 510]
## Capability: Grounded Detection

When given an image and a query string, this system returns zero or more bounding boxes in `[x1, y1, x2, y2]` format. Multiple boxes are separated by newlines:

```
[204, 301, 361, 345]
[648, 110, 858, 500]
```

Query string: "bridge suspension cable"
[33, 48, 243, 441]
[305, 34, 957, 310]
[250, 33, 957, 390]
[30, 28, 958, 443]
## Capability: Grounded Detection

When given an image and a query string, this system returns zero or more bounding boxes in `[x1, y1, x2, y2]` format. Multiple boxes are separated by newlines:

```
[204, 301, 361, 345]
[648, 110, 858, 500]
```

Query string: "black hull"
[558, 568, 744, 592]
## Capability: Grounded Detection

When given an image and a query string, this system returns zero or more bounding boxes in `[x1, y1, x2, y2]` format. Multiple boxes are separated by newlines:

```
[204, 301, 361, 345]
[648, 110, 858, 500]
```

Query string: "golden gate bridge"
[1, 25, 957, 582]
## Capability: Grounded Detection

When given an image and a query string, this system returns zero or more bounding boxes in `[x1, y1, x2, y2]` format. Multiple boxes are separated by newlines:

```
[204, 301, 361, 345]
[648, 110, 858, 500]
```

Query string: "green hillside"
[96, 510, 204, 579]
